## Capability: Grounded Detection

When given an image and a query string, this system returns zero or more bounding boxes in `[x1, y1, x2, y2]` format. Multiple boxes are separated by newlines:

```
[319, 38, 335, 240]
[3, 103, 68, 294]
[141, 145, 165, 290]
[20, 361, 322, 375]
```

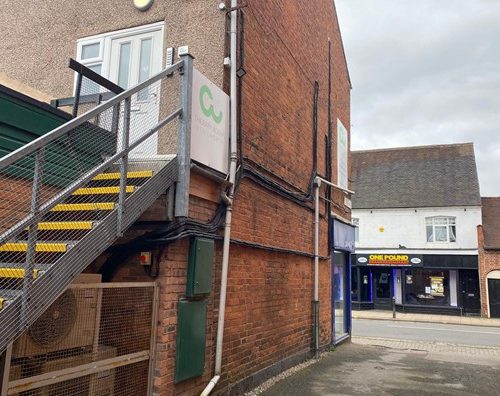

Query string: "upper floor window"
[352, 218, 359, 242]
[426, 217, 456, 242]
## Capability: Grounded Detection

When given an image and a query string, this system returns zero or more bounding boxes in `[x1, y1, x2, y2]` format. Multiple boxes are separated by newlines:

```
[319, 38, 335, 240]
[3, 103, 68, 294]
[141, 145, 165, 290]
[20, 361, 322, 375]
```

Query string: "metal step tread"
[92, 170, 153, 181]
[51, 202, 116, 212]
[0, 267, 46, 279]
[0, 241, 76, 253]
[0, 290, 22, 310]
[26, 221, 95, 231]
[72, 186, 135, 195]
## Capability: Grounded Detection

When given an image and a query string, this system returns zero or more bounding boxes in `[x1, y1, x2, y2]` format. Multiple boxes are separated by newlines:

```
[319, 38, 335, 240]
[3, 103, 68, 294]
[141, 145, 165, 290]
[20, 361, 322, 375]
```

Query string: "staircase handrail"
[0, 59, 184, 173]
[0, 57, 189, 246]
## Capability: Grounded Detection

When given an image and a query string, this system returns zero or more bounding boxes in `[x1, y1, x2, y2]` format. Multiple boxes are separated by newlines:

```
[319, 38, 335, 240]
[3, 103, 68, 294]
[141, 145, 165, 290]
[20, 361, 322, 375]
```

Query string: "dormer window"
[426, 217, 456, 242]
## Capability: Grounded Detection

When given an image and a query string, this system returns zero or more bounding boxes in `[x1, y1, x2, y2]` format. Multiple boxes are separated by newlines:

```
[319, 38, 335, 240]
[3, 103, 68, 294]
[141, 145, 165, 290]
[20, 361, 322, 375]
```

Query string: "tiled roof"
[481, 197, 500, 249]
[351, 143, 481, 209]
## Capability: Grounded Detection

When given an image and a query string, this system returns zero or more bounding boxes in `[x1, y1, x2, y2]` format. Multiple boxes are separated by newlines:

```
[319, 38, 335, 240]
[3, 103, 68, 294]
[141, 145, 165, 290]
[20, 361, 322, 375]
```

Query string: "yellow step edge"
[36, 222, 93, 231]
[0, 268, 39, 279]
[51, 203, 115, 212]
[93, 170, 153, 181]
[0, 243, 67, 253]
[72, 186, 135, 196]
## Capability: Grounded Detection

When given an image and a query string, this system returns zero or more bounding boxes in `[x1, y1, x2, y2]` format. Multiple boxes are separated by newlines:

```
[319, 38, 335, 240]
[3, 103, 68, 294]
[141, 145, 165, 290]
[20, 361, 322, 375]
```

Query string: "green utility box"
[186, 237, 214, 297]
[175, 300, 207, 383]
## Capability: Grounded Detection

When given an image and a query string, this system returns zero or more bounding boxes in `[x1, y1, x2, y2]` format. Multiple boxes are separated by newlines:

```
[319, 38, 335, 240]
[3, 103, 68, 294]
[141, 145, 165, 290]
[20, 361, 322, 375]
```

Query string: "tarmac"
[352, 309, 500, 328]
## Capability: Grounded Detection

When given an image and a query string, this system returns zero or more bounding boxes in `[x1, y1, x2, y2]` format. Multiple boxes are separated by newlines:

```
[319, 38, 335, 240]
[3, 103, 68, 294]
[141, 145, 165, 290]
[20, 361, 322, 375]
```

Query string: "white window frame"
[75, 21, 165, 94]
[352, 218, 359, 243]
[425, 216, 456, 243]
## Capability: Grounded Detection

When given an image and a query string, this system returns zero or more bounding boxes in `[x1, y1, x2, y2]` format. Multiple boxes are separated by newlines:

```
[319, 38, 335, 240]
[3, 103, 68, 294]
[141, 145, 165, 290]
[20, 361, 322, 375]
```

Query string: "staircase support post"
[175, 54, 194, 218]
[21, 148, 45, 330]
[117, 97, 131, 235]
[0, 343, 12, 396]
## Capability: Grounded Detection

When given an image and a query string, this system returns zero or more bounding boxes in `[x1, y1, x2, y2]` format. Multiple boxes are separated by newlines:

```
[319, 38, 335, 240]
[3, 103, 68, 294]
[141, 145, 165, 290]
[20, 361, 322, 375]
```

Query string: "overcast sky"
[335, 0, 500, 196]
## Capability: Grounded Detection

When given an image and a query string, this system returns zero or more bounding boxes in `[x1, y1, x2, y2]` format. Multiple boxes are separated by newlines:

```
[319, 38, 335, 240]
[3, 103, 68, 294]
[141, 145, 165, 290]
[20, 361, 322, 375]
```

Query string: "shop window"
[404, 269, 450, 306]
[333, 253, 348, 339]
[426, 216, 456, 242]
[352, 218, 359, 242]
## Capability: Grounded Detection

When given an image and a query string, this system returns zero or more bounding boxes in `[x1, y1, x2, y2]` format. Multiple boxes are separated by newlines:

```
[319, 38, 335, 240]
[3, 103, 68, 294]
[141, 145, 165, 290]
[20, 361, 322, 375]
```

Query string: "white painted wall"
[353, 206, 482, 251]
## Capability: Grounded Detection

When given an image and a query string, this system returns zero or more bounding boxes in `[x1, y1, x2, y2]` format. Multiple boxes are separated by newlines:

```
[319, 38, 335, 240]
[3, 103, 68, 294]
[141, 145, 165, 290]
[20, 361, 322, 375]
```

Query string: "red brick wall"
[241, 1, 351, 197]
[108, 0, 351, 394]
[478, 225, 500, 317]
[110, 223, 221, 396]
[210, 0, 351, 391]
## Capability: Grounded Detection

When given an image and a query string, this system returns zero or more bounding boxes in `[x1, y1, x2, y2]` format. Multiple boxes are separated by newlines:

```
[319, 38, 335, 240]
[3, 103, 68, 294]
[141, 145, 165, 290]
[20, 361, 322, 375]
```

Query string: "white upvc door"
[77, 23, 164, 157]
[108, 30, 162, 157]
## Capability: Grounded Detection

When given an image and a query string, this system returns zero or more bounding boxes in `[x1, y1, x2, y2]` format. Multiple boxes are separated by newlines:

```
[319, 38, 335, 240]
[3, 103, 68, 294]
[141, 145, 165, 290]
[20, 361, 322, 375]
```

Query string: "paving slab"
[257, 341, 500, 396]
[352, 310, 500, 328]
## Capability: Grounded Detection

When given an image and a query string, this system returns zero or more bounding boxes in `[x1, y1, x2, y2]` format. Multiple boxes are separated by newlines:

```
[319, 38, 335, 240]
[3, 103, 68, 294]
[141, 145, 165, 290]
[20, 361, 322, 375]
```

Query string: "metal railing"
[0, 54, 194, 354]
[51, 58, 125, 118]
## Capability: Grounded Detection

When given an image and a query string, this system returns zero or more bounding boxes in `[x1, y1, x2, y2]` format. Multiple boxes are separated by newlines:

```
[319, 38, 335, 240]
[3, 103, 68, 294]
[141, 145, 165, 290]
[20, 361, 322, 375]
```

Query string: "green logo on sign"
[200, 85, 223, 124]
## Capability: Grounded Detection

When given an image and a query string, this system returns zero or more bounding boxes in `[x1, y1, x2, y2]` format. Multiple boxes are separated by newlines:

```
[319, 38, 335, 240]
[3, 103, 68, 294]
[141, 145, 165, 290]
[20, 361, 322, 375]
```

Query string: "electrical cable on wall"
[99, 8, 333, 280]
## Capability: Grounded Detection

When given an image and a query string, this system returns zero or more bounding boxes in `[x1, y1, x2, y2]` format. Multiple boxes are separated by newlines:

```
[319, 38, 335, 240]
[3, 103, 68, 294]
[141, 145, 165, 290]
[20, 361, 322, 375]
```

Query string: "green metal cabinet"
[0, 86, 116, 187]
[186, 237, 214, 297]
[175, 300, 207, 383]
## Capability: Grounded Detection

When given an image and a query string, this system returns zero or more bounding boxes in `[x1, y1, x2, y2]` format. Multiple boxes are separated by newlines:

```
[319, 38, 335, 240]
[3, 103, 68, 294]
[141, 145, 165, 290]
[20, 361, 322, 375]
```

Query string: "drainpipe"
[313, 178, 321, 356]
[313, 177, 354, 356]
[200, 1, 238, 395]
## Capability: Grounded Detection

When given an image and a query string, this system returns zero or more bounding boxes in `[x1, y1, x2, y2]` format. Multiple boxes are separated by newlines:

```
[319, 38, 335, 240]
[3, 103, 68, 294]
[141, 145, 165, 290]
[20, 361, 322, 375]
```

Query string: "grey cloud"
[336, 0, 500, 195]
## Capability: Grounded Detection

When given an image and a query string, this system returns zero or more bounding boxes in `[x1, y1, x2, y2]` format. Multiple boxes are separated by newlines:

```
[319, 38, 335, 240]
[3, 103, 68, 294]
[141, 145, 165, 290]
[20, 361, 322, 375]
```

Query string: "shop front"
[331, 218, 355, 344]
[351, 253, 480, 315]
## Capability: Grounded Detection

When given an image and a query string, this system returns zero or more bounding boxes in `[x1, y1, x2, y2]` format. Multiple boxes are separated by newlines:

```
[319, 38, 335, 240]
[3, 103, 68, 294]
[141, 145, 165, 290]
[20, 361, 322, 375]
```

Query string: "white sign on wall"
[337, 119, 348, 190]
[191, 68, 230, 174]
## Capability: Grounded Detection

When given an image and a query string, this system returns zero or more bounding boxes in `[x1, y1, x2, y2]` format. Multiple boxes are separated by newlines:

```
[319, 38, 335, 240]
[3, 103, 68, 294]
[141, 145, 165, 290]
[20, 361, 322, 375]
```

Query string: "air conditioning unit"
[12, 277, 101, 359]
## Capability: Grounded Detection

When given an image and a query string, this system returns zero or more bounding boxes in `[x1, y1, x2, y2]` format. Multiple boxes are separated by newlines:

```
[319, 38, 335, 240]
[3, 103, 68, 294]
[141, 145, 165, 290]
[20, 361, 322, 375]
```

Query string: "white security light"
[134, 0, 154, 11]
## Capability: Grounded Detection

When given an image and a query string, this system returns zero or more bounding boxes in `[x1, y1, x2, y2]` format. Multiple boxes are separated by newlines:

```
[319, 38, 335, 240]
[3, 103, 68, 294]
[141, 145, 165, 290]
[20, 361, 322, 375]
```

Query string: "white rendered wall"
[353, 206, 481, 252]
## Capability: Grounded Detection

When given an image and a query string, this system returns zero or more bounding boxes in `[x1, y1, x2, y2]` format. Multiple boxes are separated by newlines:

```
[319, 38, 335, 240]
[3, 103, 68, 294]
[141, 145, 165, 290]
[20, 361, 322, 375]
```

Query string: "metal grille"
[0, 56, 192, 354]
[6, 283, 158, 396]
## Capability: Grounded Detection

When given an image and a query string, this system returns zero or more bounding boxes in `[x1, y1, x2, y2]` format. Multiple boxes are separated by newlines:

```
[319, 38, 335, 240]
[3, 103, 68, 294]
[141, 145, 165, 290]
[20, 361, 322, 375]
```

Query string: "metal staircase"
[0, 55, 194, 354]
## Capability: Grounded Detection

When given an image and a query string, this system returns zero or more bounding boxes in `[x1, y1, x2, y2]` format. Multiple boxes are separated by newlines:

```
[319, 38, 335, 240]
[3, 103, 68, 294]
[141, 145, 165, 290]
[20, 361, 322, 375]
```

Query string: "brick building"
[478, 197, 500, 318]
[351, 143, 482, 316]
[0, 1, 352, 395]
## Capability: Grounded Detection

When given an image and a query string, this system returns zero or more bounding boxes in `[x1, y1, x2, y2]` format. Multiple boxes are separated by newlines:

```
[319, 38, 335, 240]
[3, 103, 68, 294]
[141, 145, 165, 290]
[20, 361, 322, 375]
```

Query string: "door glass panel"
[117, 42, 131, 89]
[82, 43, 100, 60]
[333, 253, 347, 339]
[138, 38, 152, 100]
[375, 271, 391, 298]
[81, 64, 102, 95]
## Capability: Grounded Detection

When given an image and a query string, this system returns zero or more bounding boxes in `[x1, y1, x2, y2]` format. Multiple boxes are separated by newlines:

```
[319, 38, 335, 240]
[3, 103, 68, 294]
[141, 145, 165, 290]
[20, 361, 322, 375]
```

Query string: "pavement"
[250, 317, 500, 395]
[352, 309, 500, 328]
[257, 341, 500, 396]
[353, 319, 500, 347]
